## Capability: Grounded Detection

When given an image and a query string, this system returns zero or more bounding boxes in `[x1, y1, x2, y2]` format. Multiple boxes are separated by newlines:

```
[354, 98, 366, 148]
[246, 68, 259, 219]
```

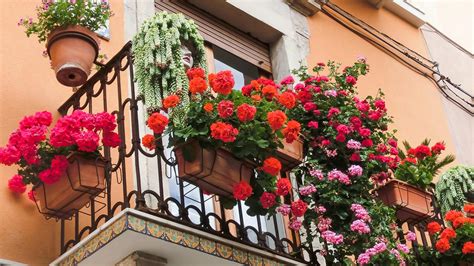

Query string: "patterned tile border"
[56, 212, 292, 266]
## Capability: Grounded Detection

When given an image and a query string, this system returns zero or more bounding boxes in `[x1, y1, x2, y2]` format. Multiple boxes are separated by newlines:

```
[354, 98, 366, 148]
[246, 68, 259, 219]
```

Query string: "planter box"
[34, 153, 106, 219]
[276, 139, 304, 171]
[376, 179, 433, 223]
[47, 25, 99, 87]
[174, 140, 255, 198]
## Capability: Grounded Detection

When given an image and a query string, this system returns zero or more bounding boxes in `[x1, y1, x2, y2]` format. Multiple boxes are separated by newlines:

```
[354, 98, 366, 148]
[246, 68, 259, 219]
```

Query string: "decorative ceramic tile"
[216, 243, 233, 259]
[55, 213, 295, 266]
[146, 221, 164, 238]
[127, 215, 146, 232]
[183, 233, 200, 248]
[232, 247, 248, 264]
[199, 238, 216, 254]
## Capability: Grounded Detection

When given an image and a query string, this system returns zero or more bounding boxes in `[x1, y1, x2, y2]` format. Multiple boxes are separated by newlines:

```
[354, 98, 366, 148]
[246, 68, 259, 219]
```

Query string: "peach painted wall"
[0, 0, 124, 264]
[306, 0, 456, 165]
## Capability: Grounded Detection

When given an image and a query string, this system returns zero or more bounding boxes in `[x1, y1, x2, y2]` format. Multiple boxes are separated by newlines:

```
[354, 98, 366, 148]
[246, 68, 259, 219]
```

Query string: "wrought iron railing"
[57, 42, 316, 264]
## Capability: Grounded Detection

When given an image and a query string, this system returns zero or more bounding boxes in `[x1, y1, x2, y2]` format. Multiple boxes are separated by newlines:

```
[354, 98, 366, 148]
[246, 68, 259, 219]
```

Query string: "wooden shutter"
[154, 0, 272, 73]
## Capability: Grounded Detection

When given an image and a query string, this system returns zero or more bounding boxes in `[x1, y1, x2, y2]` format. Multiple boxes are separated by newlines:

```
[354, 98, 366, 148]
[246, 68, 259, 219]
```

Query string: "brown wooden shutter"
[154, 0, 272, 73]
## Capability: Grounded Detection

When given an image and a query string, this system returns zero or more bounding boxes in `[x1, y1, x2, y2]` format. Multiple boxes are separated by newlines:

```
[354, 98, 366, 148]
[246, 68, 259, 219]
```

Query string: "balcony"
[49, 42, 446, 266]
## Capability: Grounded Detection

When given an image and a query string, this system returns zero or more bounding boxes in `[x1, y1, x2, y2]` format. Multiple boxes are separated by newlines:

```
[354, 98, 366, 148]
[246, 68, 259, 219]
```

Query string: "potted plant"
[435, 165, 474, 215]
[376, 139, 455, 222]
[18, 0, 113, 87]
[418, 206, 474, 265]
[140, 68, 300, 213]
[1, 110, 120, 218]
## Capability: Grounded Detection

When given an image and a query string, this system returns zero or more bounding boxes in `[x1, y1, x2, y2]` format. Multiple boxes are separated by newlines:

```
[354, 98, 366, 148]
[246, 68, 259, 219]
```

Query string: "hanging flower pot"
[46, 25, 100, 87]
[375, 179, 433, 223]
[174, 140, 255, 198]
[33, 152, 107, 219]
[276, 139, 303, 171]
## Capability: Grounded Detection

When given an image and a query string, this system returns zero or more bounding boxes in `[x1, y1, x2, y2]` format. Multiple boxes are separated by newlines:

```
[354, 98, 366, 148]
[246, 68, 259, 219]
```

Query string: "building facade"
[0, 0, 471, 265]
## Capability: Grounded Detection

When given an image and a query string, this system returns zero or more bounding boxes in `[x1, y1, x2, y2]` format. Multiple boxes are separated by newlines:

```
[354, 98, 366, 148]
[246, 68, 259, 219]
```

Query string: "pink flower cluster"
[406, 231, 417, 241]
[321, 230, 344, 245]
[346, 139, 361, 150]
[351, 204, 371, 222]
[348, 165, 363, 177]
[309, 169, 324, 180]
[317, 217, 332, 232]
[328, 169, 351, 185]
[276, 204, 291, 216]
[50, 110, 120, 152]
[357, 242, 387, 265]
[350, 219, 371, 234]
[289, 218, 302, 230]
[299, 184, 317, 196]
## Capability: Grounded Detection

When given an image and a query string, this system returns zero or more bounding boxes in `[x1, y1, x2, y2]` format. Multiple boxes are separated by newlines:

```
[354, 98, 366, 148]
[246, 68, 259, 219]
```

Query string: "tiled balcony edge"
[51, 208, 306, 266]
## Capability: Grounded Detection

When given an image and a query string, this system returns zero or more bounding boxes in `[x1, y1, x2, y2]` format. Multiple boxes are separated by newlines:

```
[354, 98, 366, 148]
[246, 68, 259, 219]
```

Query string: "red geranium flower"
[431, 142, 446, 155]
[210, 122, 239, 143]
[262, 85, 277, 100]
[464, 204, 474, 214]
[267, 111, 287, 130]
[445, 210, 463, 222]
[278, 91, 296, 109]
[345, 75, 357, 85]
[27, 189, 36, 201]
[210, 70, 234, 95]
[291, 199, 308, 217]
[260, 192, 277, 209]
[189, 77, 207, 94]
[440, 228, 456, 240]
[147, 112, 169, 134]
[102, 131, 121, 148]
[203, 103, 213, 113]
[262, 157, 282, 176]
[276, 178, 292, 196]
[282, 120, 301, 143]
[241, 84, 253, 96]
[217, 100, 234, 119]
[462, 241, 474, 255]
[453, 216, 468, 228]
[163, 94, 180, 109]
[435, 238, 450, 253]
[427, 221, 442, 235]
[401, 157, 417, 165]
[186, 67, 205, 80]
[414, 145, 431, 158]
[7, 174, 26, 193]
[236, 104, 256, 123]
[233, 181, 252, 200]
[142, 134, 156, 150]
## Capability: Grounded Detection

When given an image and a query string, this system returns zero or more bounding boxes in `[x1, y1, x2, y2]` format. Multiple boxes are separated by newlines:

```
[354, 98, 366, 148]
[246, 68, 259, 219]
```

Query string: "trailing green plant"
[435, 165, 474, 214]
[18, 0, 112, 43]
[132, 11, 207, 123]
[395, 139, 455, 190]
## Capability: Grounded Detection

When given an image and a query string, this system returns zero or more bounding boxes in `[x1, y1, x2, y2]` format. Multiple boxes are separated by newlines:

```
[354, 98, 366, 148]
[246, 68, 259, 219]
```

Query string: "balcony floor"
[51, 209, 304, 266]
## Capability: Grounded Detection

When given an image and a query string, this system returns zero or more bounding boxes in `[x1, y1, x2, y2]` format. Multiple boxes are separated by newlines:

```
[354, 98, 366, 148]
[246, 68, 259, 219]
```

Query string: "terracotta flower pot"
[46, 25, 100, 87]
[276, 139, 304, 171]
[375, 179, 433, 223]
[33, 152, 106, 219]
[174, 140, 255, 198]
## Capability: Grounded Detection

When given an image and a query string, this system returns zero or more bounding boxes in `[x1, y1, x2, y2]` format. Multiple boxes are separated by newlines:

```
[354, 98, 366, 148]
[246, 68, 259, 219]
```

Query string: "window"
[213, 46, 260, 90]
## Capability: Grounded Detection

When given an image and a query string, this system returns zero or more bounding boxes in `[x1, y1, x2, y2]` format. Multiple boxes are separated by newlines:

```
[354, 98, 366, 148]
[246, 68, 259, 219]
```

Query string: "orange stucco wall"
[306, 0, 456, 162]
[0, 0, 124, 264]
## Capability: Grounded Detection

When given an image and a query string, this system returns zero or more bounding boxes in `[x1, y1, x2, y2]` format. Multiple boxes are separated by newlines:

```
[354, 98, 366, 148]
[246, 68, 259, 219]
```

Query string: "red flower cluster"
[291, 199, 308, 217]
[163, 95, 180, 109]
[427, 221, 442, 235]
[267, 110, 287, 130]
[435, 238, 450, 253]
[203, 103, 213, 113]
[209, 71, 234, 95]
[217, 100, 234, 119]
[260, 192, 276, 209]
[431, 142, 446, 155]
[189, 77, 207, 94]
[262, 85, 277, 100]
[236, 104, 256, 123]
[282, 120, 301, 143]
[186, 67, 205, 80]
[414, 145, 431, 158]
[278, 91, 296, 109]
[445, 210, 463, 222]
[7, 174, 26, 193]
[38, 155, 69, 184]
[210, 122, 239, 143]
[463, 241, 474, 255]
[262, 157, 281, 176]
[147, 112, 169, 134]
[276, 178, 292, 196]
[233, 181, 252, 200]
[142, 134, 156, 150]
[464, 204, 474, 214]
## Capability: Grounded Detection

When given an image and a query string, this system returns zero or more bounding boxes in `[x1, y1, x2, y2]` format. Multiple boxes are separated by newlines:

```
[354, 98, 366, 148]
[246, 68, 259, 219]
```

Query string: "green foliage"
[435, 165, 474, 214]
[19, 0, 112, 43]
[132, 11, 207, 123]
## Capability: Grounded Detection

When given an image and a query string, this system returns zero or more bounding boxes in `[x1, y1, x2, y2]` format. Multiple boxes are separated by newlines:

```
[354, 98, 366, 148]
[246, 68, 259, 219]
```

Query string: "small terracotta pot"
[375, 179, 433, 223]
[174, 140, 255, 198]
[33, 152, 106, 219]
[276, 139, 304, 171]
[46, 25, 99, 87]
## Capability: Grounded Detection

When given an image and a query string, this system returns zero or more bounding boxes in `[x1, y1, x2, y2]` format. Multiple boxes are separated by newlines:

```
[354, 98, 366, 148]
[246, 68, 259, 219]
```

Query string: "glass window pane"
[213, 46, 260, 90]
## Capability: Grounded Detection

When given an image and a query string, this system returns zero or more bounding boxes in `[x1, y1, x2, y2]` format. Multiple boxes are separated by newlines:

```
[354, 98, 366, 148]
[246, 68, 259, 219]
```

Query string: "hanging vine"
[435, 165, 474, 214]
[132, 11, 207, 123]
